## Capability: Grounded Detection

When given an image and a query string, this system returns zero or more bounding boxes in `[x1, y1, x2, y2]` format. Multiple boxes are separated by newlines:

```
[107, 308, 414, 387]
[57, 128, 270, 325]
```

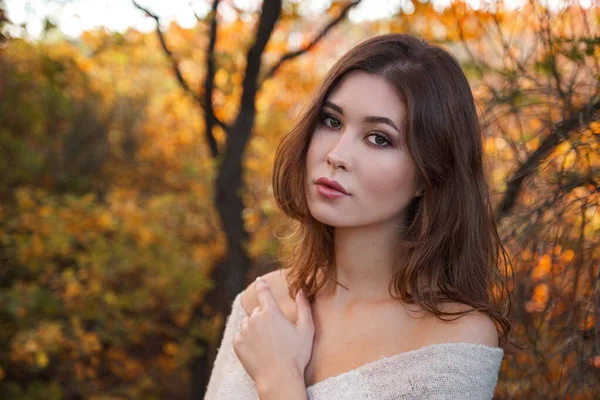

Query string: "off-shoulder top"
[204, 292, 504, 399]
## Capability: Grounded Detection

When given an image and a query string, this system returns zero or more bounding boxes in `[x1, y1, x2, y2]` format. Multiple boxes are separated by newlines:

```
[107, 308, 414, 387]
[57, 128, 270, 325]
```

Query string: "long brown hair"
[272, 34, 513, 349]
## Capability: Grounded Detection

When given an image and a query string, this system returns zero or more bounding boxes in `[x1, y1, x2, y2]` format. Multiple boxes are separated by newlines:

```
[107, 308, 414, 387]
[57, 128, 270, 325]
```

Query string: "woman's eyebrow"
[322, 100, 400, 133]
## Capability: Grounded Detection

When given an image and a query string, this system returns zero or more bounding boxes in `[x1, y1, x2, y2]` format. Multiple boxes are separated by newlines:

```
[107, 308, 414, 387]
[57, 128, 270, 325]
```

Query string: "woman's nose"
[326, 152, 347, 170]
[326, 132, 353, 171]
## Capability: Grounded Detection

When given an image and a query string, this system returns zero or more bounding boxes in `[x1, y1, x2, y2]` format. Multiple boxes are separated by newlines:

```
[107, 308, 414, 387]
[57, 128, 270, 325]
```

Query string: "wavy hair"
[272, 34, 513, 349]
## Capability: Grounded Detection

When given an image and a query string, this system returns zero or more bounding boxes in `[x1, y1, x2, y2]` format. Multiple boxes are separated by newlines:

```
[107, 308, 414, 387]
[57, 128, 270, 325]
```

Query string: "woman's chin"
[310, 212, 353, 228]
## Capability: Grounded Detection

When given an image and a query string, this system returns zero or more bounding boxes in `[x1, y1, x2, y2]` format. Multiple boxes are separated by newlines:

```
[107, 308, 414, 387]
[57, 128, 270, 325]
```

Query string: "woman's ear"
[415, 187, 424, 198]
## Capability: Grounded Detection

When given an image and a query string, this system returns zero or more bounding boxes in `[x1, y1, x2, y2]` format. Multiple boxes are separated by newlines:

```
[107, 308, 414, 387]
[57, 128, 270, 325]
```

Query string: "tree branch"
[561, 169, 599, 196]
[238, 0, 282, 114]
[258, 0, 362, 87]
[204, 0, 221, 158]
[497, 99, 600, 219]
[132, 0, 228, 157]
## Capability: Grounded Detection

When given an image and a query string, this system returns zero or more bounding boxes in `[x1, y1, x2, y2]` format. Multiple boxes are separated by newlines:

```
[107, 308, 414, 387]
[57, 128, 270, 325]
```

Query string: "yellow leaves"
[579, 314, 596, 331]
[78, 58, 94, 73]
[97, 211, 115, 230]
[24, 338, 39, 353]
[15, 187, 35, 210]
[191, 182, 208, 198]
[74, 361, 86, 380]
[530, 248, 574, 282]
[562, 149, 577, 169]
[552, 244, 562, 255]
[531, 254, 552, 281]
[243, 208, 261, 233]
[522, 191, 537, 206]
[163, 341, 179, 356]
[61, 269, 86, 304]
[31, 235, 44, 258]
[81, 333, 102, 355]
[526, 136, 540, 152]
[520, 248, 533, 262]
[38, 205, 52, 218]
[525, 283, 549, 313]
[36, 352, 49, 368]
[482, 136, 502, 157]
[590, 356, 600, 369]
[215, 68, 229, 87]
[231, 72, 243, 86]
[575, 183, 593, 199]
[10, 322, 64, 368]
[135, 226, 155, 248]
[560, 249, 575, 264]
[174, 309, 191, 327]
[107, 348, 144, 380]
[64, 281, 82, 299]
[534, 283, 549, 302]
[191, 244, 208, 263]
[104, 291, 118, 305]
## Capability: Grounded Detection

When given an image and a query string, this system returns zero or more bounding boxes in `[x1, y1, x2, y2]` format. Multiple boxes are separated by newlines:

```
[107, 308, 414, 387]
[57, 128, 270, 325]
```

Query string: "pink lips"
[315, 177, 349, 199]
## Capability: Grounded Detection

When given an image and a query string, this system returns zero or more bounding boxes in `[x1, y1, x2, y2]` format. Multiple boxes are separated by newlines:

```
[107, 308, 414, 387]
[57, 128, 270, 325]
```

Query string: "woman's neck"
[316, 223, 403, 308]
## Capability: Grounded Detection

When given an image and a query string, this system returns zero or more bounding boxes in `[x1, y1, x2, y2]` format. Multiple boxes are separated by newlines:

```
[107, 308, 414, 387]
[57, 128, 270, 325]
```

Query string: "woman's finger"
[295, 288, 314, 334]
[255, 277, 280, 311]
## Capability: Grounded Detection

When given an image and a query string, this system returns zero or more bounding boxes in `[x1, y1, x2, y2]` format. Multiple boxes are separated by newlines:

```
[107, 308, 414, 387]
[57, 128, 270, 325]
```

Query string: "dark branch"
[132, 0, 228, 157]
[132, 1, 201, 103]
[497, 99, 600, 219]
[238, 0, 282, 114]
[561, 169, 599, 195]
[258, 0, 362, 87]
[204, 0, 221, 158]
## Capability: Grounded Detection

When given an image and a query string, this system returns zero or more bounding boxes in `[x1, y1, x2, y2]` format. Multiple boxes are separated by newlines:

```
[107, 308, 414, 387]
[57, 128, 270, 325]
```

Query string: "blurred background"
[0, 0, 598, 399]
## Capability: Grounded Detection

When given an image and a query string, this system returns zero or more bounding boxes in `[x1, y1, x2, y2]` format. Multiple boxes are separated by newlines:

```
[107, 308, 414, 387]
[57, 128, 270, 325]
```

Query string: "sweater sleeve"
[204, 292, 259, 400]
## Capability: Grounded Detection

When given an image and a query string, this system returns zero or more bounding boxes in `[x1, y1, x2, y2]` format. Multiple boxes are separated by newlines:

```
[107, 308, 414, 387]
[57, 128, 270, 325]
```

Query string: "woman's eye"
[368, 133, 391, 148]
[320, 114, 341, 129]
[319, 113, 390, 148]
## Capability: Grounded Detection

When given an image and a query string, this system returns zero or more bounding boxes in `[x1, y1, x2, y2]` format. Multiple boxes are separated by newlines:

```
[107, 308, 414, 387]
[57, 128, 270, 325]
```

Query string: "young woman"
[204, 33, 511, 400]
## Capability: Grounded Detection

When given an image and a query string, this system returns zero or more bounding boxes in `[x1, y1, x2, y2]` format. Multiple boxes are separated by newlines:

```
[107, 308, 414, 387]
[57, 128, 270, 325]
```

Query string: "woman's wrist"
[256, 369, 307, 400]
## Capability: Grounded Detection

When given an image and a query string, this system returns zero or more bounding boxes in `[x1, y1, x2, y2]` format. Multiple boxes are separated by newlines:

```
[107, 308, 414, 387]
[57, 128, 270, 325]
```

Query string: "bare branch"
[497, 98, 600, 218]
[132, 0, 228, 157]
[132, 1, 201, 103]
[258, 0, 363, 87]
[238, 0, 282, 114]
[204, 0, 221, 158]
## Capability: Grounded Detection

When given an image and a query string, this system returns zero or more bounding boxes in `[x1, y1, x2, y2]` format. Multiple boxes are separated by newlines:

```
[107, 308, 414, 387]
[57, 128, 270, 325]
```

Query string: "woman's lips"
[316, 184, 349, 199]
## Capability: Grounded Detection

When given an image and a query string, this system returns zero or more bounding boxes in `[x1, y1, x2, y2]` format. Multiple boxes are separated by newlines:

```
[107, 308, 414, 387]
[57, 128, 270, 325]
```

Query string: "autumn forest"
[0, 0, 599, 399]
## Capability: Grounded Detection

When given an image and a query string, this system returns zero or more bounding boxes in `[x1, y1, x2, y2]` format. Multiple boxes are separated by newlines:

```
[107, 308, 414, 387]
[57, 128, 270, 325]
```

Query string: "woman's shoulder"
[416, 302, 500, 348]
[240, 269, 298, 324]
[239, 270, 499, 348]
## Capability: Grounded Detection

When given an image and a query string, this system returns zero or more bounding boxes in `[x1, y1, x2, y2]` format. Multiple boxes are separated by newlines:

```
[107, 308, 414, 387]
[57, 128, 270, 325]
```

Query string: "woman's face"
[305, 70, 421, 229]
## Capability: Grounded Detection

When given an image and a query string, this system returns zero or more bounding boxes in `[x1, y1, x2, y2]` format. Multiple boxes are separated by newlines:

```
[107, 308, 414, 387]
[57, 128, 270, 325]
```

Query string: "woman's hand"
[233, 276, 315, 397]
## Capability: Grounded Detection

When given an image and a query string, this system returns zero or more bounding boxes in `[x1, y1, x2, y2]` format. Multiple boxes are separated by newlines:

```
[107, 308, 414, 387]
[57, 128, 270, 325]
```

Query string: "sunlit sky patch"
[5, 0, 587, 40]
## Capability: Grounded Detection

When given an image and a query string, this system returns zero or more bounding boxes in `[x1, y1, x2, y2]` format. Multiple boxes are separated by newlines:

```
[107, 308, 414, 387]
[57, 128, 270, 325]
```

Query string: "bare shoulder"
[240, 269, 297, 322]
[422, 303, 499, 348]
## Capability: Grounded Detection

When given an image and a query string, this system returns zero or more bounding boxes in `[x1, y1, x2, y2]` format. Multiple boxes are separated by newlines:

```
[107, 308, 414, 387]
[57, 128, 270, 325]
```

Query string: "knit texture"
[204, 292, 504, 400]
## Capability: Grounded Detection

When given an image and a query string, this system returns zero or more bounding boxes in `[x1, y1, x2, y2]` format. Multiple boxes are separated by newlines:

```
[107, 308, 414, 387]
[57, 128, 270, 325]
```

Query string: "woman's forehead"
[324, 71, 406, 128]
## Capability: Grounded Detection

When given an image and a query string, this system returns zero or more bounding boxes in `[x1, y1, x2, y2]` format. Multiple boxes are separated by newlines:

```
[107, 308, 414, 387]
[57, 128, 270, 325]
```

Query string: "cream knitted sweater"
[204, 292, 504, 400]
